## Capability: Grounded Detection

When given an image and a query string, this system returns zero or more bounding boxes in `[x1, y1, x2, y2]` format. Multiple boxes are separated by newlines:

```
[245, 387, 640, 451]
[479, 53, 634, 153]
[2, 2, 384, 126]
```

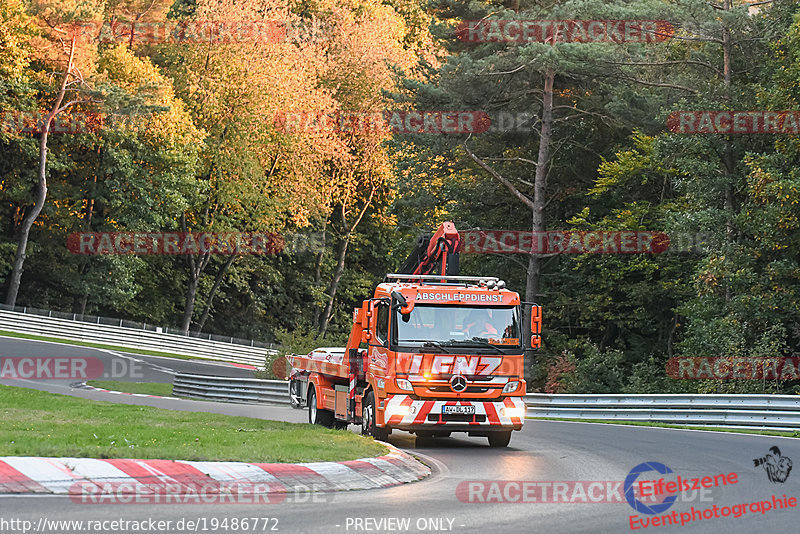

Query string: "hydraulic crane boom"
[397, 222, 461, 277]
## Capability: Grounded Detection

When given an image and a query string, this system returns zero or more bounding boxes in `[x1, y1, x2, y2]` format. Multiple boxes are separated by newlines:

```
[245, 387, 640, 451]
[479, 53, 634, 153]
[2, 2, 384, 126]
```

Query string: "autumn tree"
[3, 0, 103, 307]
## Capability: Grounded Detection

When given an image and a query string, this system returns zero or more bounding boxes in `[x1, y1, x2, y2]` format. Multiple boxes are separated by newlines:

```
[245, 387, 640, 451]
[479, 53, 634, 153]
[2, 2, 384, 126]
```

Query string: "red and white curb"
[0, 445, 430, 498]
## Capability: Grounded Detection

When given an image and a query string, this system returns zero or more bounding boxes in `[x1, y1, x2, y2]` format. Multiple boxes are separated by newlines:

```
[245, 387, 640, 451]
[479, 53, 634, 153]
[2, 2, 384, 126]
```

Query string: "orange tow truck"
[288, 222, 541, 447]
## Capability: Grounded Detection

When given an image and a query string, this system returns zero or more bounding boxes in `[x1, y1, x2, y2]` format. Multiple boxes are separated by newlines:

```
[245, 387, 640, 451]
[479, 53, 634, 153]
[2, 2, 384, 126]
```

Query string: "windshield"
[393, 304, 521, 347]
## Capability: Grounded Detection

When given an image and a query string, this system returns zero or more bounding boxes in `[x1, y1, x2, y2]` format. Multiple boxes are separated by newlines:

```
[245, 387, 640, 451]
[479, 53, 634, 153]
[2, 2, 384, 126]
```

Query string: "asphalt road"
[1, 337, 798, 534]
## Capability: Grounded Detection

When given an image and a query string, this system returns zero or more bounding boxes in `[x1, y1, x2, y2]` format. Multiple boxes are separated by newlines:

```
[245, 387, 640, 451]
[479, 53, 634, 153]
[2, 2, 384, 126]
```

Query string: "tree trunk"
[318, 183, 378, 337]
[74, 293, 88, 316]
[181, 265, 199, 335]
[72, 263, 88, 315]
[525, 68, 554, 304]
[721, 0, 734, 302]
[72, 154, 100, 315]
[524, 68, 555, 379]
[179, 215, 211, 334]
[311, 226, 327, 330]
[722, 0, 734, 241]
[194, 253, 236, 334]
[5, 39, 76, 307]
[319, 232, 350, 338]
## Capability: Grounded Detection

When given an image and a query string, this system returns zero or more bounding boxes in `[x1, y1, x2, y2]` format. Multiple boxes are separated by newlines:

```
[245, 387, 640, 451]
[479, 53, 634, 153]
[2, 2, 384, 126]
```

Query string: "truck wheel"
[361, 391, 388, 441]
[487, 431, 512, 447]
[308, 386, 334, 428]
[289, 380, 302, 409]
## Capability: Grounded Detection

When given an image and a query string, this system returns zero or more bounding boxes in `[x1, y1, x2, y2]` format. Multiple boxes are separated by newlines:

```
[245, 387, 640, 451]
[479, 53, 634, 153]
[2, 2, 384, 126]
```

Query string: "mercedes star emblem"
[450, 374, 468, 393]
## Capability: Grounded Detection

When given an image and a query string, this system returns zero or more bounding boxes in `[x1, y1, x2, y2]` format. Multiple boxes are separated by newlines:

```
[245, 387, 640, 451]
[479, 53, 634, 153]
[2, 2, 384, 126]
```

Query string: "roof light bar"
[384, 273, 500, 283]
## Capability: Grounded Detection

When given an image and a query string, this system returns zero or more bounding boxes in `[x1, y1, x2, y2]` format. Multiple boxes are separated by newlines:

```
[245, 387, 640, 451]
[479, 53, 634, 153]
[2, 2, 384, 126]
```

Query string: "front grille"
[427, 414, 487, 423]
[426, 386, 490, 393]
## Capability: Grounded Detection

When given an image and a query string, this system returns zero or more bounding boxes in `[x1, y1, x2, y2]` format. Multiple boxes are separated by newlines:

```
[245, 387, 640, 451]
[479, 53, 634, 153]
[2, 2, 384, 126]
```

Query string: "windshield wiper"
[399, 340, 453, 353]
[442, 338, 506, 354]
[422, 341, 452, 353]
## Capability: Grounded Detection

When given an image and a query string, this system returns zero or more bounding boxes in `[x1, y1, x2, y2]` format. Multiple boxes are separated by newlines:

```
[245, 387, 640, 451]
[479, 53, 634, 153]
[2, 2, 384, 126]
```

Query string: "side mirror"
[390, 290, 406, 309]
[530, 304, 542, 349]
[360, 301, 374, 342]
[367, 306, 377, 342]
[391, 290, 414, 315]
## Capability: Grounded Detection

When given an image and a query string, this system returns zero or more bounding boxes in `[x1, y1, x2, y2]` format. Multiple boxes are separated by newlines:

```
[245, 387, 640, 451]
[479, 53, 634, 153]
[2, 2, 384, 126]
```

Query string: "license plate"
[442, 405, 475, 415]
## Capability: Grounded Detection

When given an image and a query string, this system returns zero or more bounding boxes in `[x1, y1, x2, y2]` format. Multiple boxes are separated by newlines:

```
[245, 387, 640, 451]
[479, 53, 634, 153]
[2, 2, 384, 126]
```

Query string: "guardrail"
[524, 393, 800, 432]
[0, 309, 274, 366]
[173, 373, 287, 403]
[0, 304, 276, 348]
[169, 375, 800, 432]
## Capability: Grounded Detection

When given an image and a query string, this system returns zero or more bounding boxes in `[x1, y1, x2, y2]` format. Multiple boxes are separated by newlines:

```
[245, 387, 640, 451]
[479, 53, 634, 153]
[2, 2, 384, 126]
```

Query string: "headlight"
[396, 378, 414, 391]
[501, 407, 525, 418]
[502, 381, 520, 393]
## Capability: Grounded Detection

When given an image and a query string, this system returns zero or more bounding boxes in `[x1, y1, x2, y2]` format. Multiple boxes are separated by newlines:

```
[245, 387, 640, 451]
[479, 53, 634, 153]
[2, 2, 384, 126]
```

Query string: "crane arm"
[397, 222, 461, 277]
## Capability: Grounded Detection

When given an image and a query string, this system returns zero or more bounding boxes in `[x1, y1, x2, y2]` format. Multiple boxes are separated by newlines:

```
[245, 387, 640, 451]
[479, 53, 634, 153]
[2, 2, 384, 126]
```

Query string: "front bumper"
[381, 395, 525, 430]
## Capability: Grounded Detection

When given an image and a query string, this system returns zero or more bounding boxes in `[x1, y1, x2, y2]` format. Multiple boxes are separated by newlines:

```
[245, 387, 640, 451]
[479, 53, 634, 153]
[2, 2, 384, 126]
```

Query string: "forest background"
[2, 0, 799, 394]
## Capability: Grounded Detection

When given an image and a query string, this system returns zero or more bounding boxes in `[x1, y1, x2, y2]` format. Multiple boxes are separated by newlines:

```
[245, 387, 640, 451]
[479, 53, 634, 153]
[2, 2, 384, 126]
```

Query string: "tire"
[308, 386, 334, 428]
[289, 380, 302, 409]
[361, 391, 389, 441]
[487, 431, 512, 447]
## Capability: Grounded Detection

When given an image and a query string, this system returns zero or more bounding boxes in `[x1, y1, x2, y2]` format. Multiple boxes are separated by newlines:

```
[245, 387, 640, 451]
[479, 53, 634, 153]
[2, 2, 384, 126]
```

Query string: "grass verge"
[0, 330, 245, 365]
[0, 384, 386, 462]
[529, 416, 800, 438]
[86, 380, 173, 397]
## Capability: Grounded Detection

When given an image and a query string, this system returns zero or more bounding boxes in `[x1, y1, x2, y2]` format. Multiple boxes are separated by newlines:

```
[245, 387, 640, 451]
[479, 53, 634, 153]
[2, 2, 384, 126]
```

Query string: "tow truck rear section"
[288, 223, 542, 447]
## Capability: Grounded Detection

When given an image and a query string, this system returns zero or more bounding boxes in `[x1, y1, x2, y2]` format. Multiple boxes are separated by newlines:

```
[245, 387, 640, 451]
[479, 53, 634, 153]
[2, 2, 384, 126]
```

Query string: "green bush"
[561, 341, 627, 394]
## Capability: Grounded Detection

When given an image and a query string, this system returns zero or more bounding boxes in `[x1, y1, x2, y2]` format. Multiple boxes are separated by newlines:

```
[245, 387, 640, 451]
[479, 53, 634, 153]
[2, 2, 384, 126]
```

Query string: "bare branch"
[665, 32, 724, 44]
[599, 59, 723, 78]
[462, 142, 536, 210]
[543, 188, 562, 209]
[622, 78, 700, 94]
[477, 63, 527, 76]
[482, 156, 537, 166]
[346, 179, 378, 234]
[136, 0, 160, 20]
[55, 99, 101, 115]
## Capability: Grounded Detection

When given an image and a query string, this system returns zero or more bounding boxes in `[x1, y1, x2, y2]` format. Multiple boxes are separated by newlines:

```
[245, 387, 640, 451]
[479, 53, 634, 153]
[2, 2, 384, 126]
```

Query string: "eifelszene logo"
[754, 446, 792, 483]
[625, 462, 678, 515]
[624, 461, 737, 516]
